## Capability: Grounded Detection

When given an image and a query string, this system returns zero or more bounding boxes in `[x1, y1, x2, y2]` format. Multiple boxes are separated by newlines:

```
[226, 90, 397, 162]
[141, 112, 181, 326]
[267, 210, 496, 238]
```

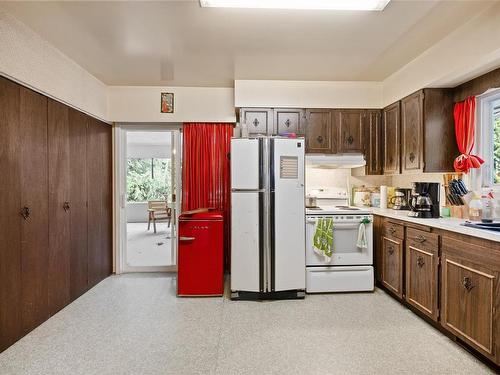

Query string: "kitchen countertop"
[370, 207, 500, 243]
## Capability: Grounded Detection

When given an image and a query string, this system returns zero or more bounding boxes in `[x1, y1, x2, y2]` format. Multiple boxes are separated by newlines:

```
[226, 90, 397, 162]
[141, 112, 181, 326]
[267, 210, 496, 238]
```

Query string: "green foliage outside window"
[127, 158, 171, 202]
[494, 116, 500, 184]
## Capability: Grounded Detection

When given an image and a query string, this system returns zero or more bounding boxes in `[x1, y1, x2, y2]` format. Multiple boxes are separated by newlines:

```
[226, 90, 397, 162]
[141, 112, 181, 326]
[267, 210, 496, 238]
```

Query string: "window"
[477, 90, 500, 189]
[127, 158, 172, 202]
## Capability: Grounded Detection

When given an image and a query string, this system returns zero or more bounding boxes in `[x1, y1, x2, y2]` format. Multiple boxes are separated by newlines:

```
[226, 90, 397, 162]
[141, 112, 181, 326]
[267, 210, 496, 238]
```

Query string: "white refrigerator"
[230, 137, 305, 299]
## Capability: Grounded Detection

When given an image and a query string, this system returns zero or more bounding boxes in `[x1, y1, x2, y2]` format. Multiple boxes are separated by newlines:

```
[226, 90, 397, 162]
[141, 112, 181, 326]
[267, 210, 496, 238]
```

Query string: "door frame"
[114, 123, 182, 274]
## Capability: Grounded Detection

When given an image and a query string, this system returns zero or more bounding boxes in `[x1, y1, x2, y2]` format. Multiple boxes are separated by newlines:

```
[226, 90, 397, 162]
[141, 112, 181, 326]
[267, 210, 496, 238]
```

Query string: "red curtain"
[453, 96, 484, 173]
[182, 123, 233, 270]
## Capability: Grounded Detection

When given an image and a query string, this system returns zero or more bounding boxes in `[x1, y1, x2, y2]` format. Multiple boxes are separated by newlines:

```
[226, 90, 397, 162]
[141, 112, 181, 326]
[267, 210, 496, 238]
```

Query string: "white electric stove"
[305, 188, 374, 293]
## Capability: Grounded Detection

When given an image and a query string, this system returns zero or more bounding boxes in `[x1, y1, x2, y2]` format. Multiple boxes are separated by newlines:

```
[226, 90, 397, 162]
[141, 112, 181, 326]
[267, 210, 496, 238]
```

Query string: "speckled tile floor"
[0, 273, 494, 375]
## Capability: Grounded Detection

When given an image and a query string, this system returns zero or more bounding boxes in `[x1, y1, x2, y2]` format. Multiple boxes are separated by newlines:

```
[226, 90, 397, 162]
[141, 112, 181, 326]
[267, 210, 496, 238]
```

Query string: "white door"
[231, 191, 261, 292]
[231, 138, 260, 190]
[272, 138, 305, 291]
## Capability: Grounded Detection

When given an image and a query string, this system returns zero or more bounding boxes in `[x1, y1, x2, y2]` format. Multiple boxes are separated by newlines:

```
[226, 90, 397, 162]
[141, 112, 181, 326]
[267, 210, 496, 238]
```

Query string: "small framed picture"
[161, 92, 174, 113]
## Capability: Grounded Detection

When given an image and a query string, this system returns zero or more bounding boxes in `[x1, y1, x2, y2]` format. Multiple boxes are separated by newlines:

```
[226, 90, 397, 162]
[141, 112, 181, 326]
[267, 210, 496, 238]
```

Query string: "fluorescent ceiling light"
[199, 0, 391, 11]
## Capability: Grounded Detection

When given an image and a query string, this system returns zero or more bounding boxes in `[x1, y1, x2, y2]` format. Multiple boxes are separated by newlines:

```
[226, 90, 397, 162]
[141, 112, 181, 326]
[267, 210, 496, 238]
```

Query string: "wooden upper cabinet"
[401, 91, 424, 173]
[305, 109, 333, 153]
[240, 108, 274, 135]
[382, 102, 401, 175]
[274, 108, 305, 135]
[364, 110, 382, 175]
[334, 109, 365, 153]
[405, 228, 439, 321]
[441, 237, 499, 362]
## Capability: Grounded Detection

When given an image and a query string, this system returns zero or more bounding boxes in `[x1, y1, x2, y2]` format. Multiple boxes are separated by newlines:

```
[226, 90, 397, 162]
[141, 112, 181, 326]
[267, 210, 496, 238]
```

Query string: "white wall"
[108, 86, 236, 123]
[235, 80, 383, 109]
[382, 2, 500, 106]
[0, 11, 108, 121]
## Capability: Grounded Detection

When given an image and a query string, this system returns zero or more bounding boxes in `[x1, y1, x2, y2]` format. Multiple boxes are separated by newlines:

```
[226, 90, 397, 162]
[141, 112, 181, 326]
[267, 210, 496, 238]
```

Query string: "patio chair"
[147, 200, 172, 233]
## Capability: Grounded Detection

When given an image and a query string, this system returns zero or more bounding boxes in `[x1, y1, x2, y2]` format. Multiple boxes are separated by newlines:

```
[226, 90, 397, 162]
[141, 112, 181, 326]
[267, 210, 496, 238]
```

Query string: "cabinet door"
[405, 230, 439, 321]
[401, 91, 424, 173]
[47, 99, 71, 315]
[87, 118, 112, 288]
[335, 109, 364, 153]
[382, 102, 401, 175]
[305, 109, 333, 153]
[240, 108, 274, 135]
[365, 110, 382, 175]
[19, 86, 49, 334]
[275, 108, 304, 135]
[0, 77, 22, 352]
[381, 236, 403, 299]
[69, 108, 89, 300]
[441, 239, 498, 360]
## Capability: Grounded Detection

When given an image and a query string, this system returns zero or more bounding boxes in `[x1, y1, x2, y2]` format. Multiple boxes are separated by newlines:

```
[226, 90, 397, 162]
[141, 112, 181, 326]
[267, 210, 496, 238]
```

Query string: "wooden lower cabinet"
[441, 237, 499, 362]
[381, 236, 404, 299]
[405, 229, 439, 321]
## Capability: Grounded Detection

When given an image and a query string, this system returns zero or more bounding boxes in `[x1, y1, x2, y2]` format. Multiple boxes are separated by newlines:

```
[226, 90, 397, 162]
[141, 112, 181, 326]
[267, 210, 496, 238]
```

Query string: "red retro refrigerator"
[177, 211, 224, 296]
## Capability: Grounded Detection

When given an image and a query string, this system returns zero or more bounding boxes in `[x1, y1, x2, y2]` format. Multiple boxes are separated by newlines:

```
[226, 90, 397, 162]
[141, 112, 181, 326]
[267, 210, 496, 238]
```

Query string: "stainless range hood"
[305, 154, 366, 169]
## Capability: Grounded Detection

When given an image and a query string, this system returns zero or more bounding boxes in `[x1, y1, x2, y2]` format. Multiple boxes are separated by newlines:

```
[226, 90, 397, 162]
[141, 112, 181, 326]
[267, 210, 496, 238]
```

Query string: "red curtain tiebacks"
[453, 96, 484, 173]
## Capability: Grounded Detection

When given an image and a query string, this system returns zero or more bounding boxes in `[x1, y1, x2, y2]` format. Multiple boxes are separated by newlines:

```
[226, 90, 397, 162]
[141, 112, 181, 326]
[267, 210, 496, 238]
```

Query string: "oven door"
[306, 215, 373, 266]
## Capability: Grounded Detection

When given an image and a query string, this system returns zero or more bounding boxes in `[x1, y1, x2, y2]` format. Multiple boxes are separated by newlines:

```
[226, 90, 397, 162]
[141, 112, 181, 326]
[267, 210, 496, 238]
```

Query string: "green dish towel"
[312, 218, 333, 261]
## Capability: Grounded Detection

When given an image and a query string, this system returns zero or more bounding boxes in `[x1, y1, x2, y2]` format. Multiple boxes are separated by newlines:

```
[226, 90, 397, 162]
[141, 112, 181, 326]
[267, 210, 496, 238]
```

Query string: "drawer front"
[441, 254, 496, 358]
[382, 236, 403, 299]
[383, 221, 404, 240]
[405, 244, 438, 321]
[406, 228, 438, 253]
[306, 266, 374, 293]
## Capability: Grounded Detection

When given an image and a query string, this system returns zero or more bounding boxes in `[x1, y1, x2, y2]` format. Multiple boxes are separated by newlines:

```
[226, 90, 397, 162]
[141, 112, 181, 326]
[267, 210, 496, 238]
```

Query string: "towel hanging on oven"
[313, 218, 333, 261]
[357, 222, 368, 249]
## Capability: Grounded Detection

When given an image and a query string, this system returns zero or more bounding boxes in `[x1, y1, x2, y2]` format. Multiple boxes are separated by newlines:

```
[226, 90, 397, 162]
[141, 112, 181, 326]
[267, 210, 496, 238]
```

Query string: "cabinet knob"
[252, 118, 260, 127]
[20, 206, 31, 220]
[409, 152, 416, 163]
[347, 135, 354, 145]
[285, 119, 291, 128]
[416, 256, 425, 268]
[388, 246, 395, 255]
[63, 201, 70, 212]
[462, 277, 474, 292]
[317, 135, 323, 144]
[389, 227, 396, 234]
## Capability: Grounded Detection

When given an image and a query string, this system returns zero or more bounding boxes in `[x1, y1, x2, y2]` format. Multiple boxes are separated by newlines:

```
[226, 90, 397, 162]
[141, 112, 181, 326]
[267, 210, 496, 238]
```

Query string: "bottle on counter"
[481, 191, 494, 223]
[468, 194, 483, 222]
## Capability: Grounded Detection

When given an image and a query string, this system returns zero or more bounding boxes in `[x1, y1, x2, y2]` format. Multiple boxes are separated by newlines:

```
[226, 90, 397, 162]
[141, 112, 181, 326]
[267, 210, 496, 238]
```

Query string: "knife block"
[443, 173, 469, 219]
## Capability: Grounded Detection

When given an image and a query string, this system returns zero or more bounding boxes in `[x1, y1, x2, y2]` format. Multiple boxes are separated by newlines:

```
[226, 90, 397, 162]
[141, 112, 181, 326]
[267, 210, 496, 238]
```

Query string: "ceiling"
[0, 0, 494, 87]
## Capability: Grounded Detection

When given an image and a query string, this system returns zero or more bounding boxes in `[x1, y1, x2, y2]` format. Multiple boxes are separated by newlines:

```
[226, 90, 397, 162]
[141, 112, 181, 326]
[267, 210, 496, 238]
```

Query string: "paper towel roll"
[380, 186, 388, 209]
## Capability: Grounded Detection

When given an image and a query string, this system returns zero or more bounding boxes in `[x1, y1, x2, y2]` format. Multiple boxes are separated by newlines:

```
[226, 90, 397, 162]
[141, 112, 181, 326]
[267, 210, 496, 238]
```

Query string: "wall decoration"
[161, 92, 174, 113]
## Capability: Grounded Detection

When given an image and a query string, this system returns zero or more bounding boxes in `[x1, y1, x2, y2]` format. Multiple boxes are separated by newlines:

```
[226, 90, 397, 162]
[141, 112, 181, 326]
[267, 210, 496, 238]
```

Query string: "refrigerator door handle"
[179, 236, 195, 242]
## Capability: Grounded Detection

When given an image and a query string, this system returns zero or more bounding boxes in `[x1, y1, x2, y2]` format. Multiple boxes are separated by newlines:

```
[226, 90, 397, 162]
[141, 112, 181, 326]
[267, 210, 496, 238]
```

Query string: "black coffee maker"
[408, 182, 440, 218]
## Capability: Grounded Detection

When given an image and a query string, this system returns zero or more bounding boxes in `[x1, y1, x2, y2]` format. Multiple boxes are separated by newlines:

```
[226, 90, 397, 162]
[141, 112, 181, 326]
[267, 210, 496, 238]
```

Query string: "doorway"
[115, 125, 182, 273]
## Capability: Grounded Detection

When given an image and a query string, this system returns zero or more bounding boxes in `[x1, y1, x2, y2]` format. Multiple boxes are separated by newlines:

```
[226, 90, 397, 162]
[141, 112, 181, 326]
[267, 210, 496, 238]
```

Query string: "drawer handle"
[252, 118, 260, 127]
[462, 277, 474, 292]
[416, 256, 425, 268]
[317, 135, 323, 144]
[285, 119, 291, 128]
[414, 235, 426, 243]
[388, 246, 395, 255]
[389, 227, 396, 234]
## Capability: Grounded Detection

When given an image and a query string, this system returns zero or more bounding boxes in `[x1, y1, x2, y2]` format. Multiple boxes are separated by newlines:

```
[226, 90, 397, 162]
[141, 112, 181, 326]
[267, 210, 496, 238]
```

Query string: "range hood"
[305, 154, 366, 169]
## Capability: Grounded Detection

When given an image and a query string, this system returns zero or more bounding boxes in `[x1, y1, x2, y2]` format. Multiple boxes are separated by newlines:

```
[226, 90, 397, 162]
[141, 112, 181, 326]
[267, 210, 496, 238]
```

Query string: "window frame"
[475, 88, 500, 190]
